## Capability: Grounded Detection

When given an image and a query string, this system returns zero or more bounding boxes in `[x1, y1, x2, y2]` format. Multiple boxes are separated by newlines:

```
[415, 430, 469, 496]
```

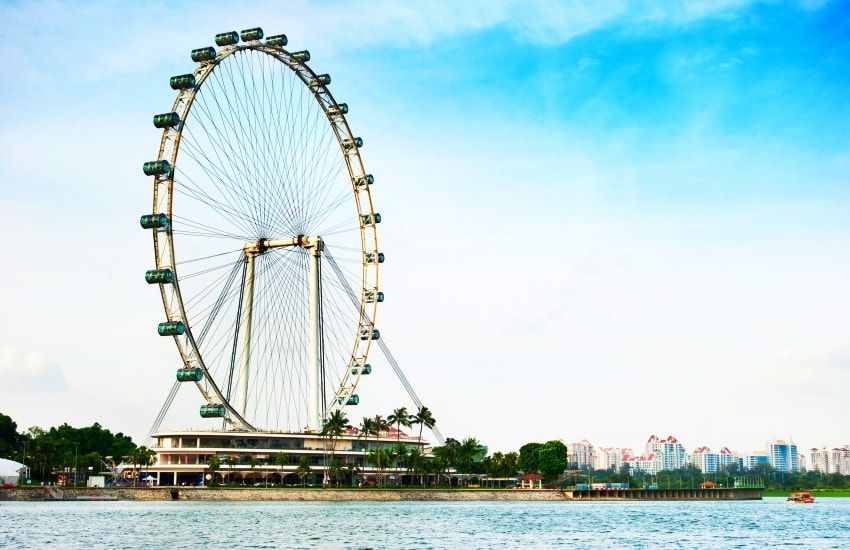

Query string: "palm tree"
[224, 455, 238, 485]
[248, 456, 260, 485]
[358, 417, 376, 471]
[387, 407, 411, 446]
[275, 452, 288, 485]
[458, 437, 481, 475]
[411, 406, 436, 443]
[406, 447, 424, 486]
[296, 457, 311, 487]
[206, 454, 221, 486]
[321, 410, 350, 486]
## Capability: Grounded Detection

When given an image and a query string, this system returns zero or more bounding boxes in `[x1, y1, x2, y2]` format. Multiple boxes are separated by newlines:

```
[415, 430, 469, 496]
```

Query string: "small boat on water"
[787, 492, 815, 503]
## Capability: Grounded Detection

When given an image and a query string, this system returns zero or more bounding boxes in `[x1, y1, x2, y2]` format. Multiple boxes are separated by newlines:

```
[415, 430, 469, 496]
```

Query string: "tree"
[518, 442, 543, 474]
[538, 440, 568, 483]
[321, 410, 350, 486]
[275, 452, 288, 485]
[387, 407, 411, 446]
[456, 437, 482, 475]
[206, 454, 221, 486]
[224, 455, 238, 485]
[0, 412, 21, 457]
[248, 456, 260, 484]
[411, 406, 435, 443]
[358, 417, 376, 470]
[296, 457, 311, 487]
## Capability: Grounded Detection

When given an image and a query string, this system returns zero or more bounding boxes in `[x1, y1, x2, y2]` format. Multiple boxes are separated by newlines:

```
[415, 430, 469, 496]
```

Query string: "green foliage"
[518, 442, 543, 474]
[538, 440, 568, 482]
[484, 451, 519, 478]
[0, 412, 21, 457]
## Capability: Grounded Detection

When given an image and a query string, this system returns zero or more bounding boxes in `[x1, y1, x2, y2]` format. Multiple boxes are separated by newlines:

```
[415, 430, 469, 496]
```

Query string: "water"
[1, 498, 849, 548]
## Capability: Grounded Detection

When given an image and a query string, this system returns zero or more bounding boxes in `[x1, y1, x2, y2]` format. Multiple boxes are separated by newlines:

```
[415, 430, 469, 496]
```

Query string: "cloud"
[0, 346, 69, 392]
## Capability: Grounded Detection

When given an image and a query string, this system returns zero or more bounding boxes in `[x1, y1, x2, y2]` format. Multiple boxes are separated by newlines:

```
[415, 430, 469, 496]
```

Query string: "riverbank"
[1, 486, 767, 502]
[0, 487, 565, 502]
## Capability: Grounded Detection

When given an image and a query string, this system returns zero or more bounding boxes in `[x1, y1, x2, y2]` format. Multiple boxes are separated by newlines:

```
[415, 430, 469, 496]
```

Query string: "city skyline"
[1, 1, 848, 453]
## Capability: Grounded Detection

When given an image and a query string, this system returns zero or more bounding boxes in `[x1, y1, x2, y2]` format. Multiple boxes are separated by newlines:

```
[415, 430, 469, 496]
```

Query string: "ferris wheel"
[141, 27, 382, 433]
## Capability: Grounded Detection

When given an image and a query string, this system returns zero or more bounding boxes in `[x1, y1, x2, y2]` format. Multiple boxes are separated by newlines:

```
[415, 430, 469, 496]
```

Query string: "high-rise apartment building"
[810, 447, 830, 473]
[567, 439, 595, 469]
[768, 438, 799, 473]
[593, 447, 629, 471]
[691, 446, 719, 473]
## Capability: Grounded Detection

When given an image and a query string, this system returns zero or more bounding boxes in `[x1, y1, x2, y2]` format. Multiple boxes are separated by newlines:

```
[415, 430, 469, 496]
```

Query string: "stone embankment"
[0, 487, 564, 502]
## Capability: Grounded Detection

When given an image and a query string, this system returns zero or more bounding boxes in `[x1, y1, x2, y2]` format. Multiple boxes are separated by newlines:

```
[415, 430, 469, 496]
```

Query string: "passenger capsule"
[240, 27, 264, 42]
[169, 74, 196, 90]
[351, 364, 372, 376]
[200, 404, 226, 418]
[143, 160, 171, 176]
[310, 74, 331, 87]
[338, 395, 359, 406]
[215, 31, 239, 46]
[157, 321, 185, 336]
[139, 213, 169, 229]
[360, 328, 380, 341]
[291, 50, 310, 62]
[328, 103, 348, 115]
[364, 252, 385, 264]
[354, 174, 373, 189]
[191, 47, 216, 63]
[145, 268, 174, 284]
[266, 34, 288, 47]
[153, 112, 180, 129]
[365, 290, 384, 303]
[342, 137, 363, 150]
[361, 213, 381, 225]
[176, 367, 203, 382]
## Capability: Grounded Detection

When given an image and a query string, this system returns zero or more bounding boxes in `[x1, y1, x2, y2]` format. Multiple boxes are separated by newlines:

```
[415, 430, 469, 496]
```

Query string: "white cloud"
[0, 346, 68, 392]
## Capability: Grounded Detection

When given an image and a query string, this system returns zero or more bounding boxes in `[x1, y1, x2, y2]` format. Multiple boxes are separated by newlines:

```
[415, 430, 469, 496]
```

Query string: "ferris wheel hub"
[243, 235, 323, 255]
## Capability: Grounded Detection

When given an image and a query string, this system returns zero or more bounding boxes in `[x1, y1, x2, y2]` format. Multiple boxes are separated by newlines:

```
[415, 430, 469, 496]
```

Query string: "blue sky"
[1, 0, 848, 454]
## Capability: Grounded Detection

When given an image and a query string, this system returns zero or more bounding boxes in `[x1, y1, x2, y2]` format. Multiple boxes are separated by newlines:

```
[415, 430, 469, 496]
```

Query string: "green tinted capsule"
[215, 31, 239, 46]
[157, 321, 185, 336]
[337, 395, 359, 405]
[354, 174, 373, 189]
[145, 268, 174, 284]
[364, 252, 384, 264]
[351, 364, 372, 376]
[143, 160, 171, 176]
[200, 404, 226, 418]
[266, 34, 288, 47]
[240, 27, 264, 42]
[291, 50, 310, 62]
[310, 74, 331, 87]
[191, 47, 216, 63]
[360, 213, 381, 225]
[342, 137, 363, 150]
[328, 103, 348, 115]
[169, 74, 196, 90]
[176, 367, 203, 382]
[153, 112, 180, 129]
[360, 329, 380, 341]
[365, 290, 384, 303]
[139, 213, 169, 229]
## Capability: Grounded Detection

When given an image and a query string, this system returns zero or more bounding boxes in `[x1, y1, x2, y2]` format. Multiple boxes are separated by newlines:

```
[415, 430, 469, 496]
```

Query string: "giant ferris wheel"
[141, 27, 383, 433]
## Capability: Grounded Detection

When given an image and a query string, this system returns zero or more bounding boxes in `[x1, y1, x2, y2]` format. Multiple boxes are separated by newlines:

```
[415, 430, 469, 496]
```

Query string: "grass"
[763, 489, 850, 497]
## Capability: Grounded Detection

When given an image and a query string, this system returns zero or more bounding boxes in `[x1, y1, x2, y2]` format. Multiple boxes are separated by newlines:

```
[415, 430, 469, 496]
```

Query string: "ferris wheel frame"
[145, 28, 380, 432]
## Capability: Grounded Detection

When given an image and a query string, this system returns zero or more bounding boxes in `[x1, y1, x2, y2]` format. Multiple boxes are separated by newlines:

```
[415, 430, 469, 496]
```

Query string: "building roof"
[0, 458, 26, 476]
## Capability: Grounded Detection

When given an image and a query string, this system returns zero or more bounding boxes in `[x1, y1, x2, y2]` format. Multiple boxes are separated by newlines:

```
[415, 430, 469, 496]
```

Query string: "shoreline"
[1, 487, 765, 502]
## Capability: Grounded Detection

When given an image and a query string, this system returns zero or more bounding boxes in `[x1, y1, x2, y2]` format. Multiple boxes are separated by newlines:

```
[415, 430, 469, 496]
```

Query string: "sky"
[0, 0, 848, 456]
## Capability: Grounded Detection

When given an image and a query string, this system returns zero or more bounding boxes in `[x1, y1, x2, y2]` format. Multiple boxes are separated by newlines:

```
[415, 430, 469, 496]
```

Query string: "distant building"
[626, 452, 661, 475]
[593, 447, 628, 471]
[691, 446, 719, 473]
[810, 447, 830, 473]
[798, 454, 807, 472]
[718, 447, 736, 470]
[739, 453, 769, 471]
[568, 439, 595, 469]
[644, 435, 685, 471]
[831, 446, 850, 475]
[768, 439, 799, 473]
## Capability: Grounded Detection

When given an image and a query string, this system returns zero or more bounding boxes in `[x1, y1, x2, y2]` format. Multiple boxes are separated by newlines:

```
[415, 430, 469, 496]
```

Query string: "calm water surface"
[1, 497, 849, 548]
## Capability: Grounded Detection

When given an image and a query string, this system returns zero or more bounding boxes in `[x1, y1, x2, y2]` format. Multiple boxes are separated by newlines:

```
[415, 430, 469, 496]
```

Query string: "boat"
[787, 492, 815, 503]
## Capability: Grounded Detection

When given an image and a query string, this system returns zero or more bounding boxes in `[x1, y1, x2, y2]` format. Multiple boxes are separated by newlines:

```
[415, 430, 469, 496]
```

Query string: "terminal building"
[146, 428, 429, 486]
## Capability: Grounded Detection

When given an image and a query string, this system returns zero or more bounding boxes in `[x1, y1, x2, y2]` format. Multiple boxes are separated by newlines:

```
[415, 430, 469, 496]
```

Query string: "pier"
[563, 488, 762, 500]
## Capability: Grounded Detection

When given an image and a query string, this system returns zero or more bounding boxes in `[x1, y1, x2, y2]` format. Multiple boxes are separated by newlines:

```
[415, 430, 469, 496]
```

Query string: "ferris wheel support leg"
[308, 243, 322, 432]
[237, 251, 256, 418]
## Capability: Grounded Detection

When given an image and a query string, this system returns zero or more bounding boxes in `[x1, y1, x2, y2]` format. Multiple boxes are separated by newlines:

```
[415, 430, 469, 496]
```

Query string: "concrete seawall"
[0, 487, 563, 502]
[1, 487, 762, 502]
